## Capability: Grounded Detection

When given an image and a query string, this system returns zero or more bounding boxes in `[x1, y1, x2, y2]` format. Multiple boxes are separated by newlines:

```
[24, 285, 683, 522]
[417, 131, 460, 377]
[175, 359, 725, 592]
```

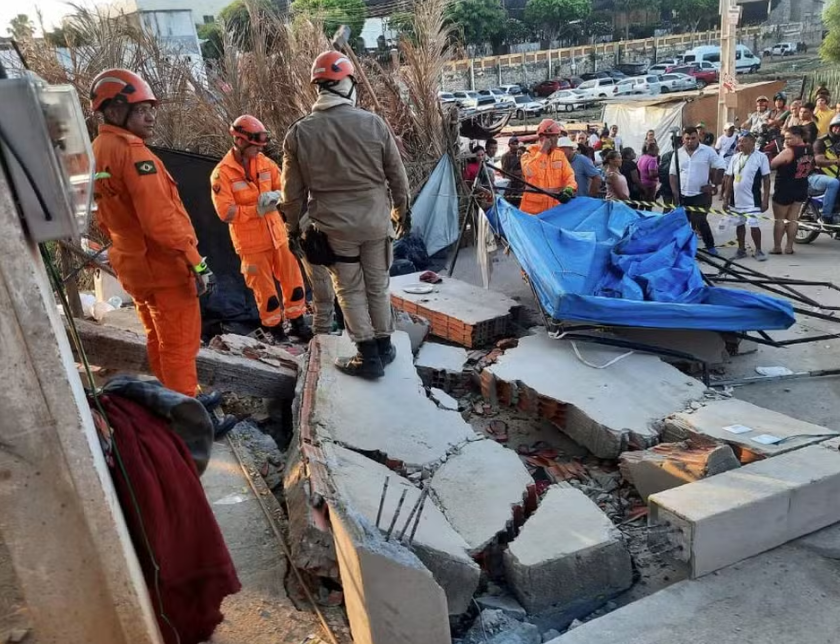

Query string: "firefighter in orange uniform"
[89, 68, 213, 399]
[519, 119, 578, 215]
[210, 115, 312, 342]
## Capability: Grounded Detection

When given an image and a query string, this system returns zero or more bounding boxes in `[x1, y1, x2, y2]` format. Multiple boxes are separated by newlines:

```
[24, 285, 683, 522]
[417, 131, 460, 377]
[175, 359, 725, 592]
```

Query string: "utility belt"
[300, 225, 360, 266]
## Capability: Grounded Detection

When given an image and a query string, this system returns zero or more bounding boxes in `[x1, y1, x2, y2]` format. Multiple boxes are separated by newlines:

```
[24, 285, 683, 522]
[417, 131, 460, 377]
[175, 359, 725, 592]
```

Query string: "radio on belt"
[0, 75, 94, 242]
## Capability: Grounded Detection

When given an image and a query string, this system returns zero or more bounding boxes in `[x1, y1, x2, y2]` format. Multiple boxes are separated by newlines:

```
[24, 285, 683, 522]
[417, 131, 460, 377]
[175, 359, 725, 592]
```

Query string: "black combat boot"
[376, 336, 397, 366]
[335, 340, 384, 379]
[261, 323, 287, 343]
[288, 316, 314, 342]
[213, 414, 238, 440]
[196, 390, 223, 412]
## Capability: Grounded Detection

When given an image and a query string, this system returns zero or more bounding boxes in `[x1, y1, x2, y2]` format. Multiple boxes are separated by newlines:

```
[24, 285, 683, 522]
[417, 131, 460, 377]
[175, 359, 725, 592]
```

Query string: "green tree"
[7, 14, 35, 41]
[197, 22, 224, 60]
[45, 24, 89, 47]
[446, 0, 507, 49]
[524, 0, 591, 44]
[666, 0, 718, 32]
[290, 0, 367, 42]
[614, 0, 660, 40]
[822, 0, 840, 64]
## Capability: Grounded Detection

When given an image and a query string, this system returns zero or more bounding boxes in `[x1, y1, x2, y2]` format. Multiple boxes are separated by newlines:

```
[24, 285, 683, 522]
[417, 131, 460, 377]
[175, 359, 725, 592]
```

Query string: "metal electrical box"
[0, 76, 94, 242]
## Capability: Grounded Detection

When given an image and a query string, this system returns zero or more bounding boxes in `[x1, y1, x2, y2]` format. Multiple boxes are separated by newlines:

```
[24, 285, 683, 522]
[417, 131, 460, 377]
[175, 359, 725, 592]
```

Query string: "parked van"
[681, 45, 762, 74]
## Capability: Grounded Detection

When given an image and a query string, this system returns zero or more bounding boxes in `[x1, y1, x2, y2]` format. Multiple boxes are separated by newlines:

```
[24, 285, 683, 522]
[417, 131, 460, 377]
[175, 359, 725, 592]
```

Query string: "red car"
[532, 79, 572, 97]
[666, 64, 719, 88]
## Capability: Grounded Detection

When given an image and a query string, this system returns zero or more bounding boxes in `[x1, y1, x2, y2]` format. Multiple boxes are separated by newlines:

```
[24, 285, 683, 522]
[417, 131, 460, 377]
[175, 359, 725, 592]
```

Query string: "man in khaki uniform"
[278, 51, 409, 379]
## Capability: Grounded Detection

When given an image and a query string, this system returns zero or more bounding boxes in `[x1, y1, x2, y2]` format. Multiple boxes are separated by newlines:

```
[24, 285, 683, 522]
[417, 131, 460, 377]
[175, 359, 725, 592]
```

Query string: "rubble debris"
[323, 443, 480, 614]
[390, 272, 518, 348]
[312, 332, 476, 469]
[483, 329, 703, 458]
[504, 486, 633, 615]
[210, 333, 301, 369]
[462, 609, 540, 644]
[395, 309, 431, 354]
[542, 628, 561, 641]
[659, 398, 839, 463]
[619, 438, 740, 501]
[415, 342, 470, 395]
[429, 387, 461, 411]
[474, 594, 528, 620]
[649, 444, 840, 577]
[430, 439, 535, 553]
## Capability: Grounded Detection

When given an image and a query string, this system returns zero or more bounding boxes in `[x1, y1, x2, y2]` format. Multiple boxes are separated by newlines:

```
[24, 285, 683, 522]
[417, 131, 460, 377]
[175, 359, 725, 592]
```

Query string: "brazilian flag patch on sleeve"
[135, 160, 157, 175]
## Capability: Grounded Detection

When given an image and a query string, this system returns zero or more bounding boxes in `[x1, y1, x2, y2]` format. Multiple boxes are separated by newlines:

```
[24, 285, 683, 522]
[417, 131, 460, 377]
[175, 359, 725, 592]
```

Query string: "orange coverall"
[92, 124, 203, 397]
[210, 150, 306, 327]
[519, 144, 578, 215]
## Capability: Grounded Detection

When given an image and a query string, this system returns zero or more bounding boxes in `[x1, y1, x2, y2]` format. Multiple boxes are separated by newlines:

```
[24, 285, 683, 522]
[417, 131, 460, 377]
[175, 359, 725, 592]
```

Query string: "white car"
[615, 78, 637, 96]
[478, 88, 516, 105]
[628, 74, 662, 95]
[512, 94, 543, 120]
[648, 59, 680, 76]
[452, 90, 495, 111]
[498, 84, 524, 96]
[764, 42, 796, 56]
[438, 91, 456, 105]
[575, 77, 618, 100]
[659, 72, 698, 92]
[546, 89, 587, 112]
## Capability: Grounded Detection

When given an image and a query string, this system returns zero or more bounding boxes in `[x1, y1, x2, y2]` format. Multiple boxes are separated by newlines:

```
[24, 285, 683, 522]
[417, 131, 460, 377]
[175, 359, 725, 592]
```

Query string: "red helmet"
[311, 51, 355, 84]
[537, 119, 563, 137]
[230, 115, 269, 147]
[90, 68, 156, 112]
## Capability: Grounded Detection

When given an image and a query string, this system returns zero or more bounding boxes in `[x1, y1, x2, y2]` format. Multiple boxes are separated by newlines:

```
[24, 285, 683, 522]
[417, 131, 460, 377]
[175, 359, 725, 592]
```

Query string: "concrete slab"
[660, 398, 839, 463]
[313, 332, 476, 469]
[323, 443, 480, 614]
[485, 330, 704, 458]
[330, 501, 451, 644]
[415, 342, 468, 373]
[649, 444, 840, 577]
[430, 439, 535, 553]
[619, 439, 740, 501]
[504, 487, 632, 615]
[611, 328, 730, 367]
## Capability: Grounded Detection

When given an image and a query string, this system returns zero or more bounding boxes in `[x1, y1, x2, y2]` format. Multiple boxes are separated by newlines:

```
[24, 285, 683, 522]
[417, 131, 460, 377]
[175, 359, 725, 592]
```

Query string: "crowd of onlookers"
[462, 86, 840, 259]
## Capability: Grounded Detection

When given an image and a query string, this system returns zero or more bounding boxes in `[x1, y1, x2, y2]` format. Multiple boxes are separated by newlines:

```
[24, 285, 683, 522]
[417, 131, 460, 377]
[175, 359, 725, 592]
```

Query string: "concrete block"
[431, 439, 535, 553]
[486, 329, 703, 458]
[395, 310, 430, 354]
[474, 594, 528, 620]
[323, 443, 480, 614]
[660, 398, 839, 463]
[463, 609, 540, 644]
[611, 328, 730, 367]
[313, 332, 475, 469]
[415, 342, 468, 373]
[330, 501, 451, 644]
[504, 487, 633, 615]
[543, 541, 840, 644]
[619, 438, 740, 501]
[649, 444, 840, 577]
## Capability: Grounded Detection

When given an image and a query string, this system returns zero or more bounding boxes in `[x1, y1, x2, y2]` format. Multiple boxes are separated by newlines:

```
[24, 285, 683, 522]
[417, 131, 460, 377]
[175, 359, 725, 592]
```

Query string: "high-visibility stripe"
[94, 172, 112, 180]
[232, 181, 249, 191]
[258, 171, 271, 182]
[263, 312, 284, 326]
[285, 303, 307, 318]
[224, 205, 237, 222]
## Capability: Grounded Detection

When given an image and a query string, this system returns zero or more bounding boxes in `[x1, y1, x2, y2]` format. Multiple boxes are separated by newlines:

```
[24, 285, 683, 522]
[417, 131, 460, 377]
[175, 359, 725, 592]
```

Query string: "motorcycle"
[795, 193, 840, 244]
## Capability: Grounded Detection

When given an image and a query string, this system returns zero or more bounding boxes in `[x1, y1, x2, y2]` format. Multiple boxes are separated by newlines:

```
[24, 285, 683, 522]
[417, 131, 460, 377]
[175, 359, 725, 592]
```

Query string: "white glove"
[257, 190, 282, 216]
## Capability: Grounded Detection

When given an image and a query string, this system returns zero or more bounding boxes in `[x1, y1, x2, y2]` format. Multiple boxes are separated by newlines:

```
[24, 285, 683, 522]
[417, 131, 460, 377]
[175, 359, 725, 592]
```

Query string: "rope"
[548, 330, 636, 369]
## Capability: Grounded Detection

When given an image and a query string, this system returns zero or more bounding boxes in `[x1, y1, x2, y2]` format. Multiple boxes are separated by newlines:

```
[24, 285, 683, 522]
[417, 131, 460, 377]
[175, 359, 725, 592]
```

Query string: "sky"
[1, 0, 107, 34]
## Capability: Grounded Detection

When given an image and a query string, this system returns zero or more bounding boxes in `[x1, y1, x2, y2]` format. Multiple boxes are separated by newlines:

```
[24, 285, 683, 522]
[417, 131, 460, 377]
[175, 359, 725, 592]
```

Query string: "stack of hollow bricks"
[480, 369, 568, 428]
[390, 293, 511, 348]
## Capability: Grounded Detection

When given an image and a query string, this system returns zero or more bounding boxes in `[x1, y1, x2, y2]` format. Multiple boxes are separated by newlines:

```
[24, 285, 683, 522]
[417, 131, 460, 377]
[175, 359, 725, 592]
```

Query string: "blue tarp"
[410, 155, 459, 256]
[485, 197, 795, 331]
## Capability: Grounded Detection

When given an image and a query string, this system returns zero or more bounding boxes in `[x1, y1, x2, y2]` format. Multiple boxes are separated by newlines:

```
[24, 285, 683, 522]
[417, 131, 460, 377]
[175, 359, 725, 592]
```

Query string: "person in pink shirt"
[637, 142, 660, 204]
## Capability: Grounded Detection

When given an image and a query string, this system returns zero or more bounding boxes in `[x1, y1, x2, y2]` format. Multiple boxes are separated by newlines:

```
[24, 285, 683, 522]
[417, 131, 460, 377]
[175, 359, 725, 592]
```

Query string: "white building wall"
[134, 0, 241, 23]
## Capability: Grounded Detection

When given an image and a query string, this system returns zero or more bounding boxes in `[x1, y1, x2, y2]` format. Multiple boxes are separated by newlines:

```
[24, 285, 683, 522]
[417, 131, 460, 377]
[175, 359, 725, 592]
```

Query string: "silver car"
[659, 73, 698, 92]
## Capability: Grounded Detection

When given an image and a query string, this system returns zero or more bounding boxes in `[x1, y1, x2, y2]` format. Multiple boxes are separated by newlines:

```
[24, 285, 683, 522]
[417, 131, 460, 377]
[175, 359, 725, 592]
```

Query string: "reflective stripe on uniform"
[232, 181, 249, 191]
[94, 171, 112, 180]
[225, 205, 237, 222]
[263, 311, 284, 326]
[258, 171, 271, 182]
[284, 302, 307, 319]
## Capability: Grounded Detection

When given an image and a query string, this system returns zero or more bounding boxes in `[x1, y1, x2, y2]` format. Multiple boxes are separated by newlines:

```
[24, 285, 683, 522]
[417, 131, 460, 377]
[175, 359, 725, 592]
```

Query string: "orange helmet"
[230, 115, 269, 147]
[537, 119, 563, 137]
[90, 68, 156, 112]
[311, 51, 355, 84]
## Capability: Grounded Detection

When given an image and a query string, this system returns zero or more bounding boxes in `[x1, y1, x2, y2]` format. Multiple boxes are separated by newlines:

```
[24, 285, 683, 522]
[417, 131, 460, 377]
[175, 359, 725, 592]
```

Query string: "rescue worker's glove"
[257, 191, 282, 216]
[193, 259, 215, 296]
[393, 207, 411, 240]
[557, 186, 575, 204]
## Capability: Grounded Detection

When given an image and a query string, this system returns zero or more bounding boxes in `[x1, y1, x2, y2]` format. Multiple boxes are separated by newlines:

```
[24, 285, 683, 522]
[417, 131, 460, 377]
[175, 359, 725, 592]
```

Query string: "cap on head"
[557, 137, 576, 148]
[311, 51, 355, 84]
[725, 121, 736, 130]
[695, 121, 706, 129]
[537, 119, 563, 137]
[774, 91, 787, 103]
[740, 130, 756, 139]
[90, 68, 156, 112]
[230, 114, 269, 147]
[509, 136, 520, 144]
[830, 114, 840, 128]
[756, 95, 769, 102]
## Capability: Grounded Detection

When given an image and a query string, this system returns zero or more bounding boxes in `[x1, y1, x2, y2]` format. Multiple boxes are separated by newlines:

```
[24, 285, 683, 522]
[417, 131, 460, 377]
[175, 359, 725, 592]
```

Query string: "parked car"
[603, 69, 628, 80]
[681, 45, 761, 74]
[498, 84, 524, 96]
[568, 75, 584, 88]
[575, 77, 618, 100]
[659, 72, 698, 92]
[667, 63, 718, 88]
[438, 91, 456, 105]
[615, 78, 637, 96]
[763, 42, 796, 56]
[545, 89, 587, 112]
[580, 71, 611, 81]
[648, 59, 681, 76]
[452, 90, 495, 111]
[512, 94, 543, 120]
[478, 88, 516, 105]
[532, 79, 572, 97]
[628, 74, 662, 95]
[615, 62, 649, 76]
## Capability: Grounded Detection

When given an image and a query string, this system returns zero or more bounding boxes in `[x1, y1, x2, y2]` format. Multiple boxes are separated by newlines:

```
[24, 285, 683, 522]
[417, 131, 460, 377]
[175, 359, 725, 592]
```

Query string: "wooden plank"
[71, 317, 298, 399]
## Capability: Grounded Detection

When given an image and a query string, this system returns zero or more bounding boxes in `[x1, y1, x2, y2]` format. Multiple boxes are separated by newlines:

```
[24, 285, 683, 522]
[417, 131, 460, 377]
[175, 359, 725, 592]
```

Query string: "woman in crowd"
[638, 142, 660, 206]
[620, 147, 644, 204]
[604, 150, 629, 201]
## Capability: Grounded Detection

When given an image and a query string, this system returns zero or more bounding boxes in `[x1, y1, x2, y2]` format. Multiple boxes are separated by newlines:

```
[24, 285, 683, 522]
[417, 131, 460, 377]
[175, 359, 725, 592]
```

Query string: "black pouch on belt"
[301, 225, 360, 266]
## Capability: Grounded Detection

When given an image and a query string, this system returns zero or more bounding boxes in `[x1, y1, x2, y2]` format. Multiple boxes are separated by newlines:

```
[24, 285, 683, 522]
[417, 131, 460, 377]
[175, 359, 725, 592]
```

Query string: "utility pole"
[718, 0, 743, 133]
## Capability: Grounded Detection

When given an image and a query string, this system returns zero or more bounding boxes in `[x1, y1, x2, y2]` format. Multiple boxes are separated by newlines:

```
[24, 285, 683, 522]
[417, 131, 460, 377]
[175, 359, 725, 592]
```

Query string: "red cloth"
[99, 394, 241, 644]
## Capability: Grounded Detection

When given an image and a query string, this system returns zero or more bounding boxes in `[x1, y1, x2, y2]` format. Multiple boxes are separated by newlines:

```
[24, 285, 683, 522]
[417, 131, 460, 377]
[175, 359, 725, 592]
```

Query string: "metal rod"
[486, 161, 561, 199]
[711, 368, 840, 388]
[397, 487, 425, 541]
[385, 488, 408, 541]
[407, 487, 430, 546]
[375, 476, 390, 530]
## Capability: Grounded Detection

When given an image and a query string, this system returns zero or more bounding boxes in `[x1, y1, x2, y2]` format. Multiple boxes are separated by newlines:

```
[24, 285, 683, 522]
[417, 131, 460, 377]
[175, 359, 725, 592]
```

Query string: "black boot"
[288, 316, 313, 342]
[262, 323, 287, 343]
[335, 340, 384, 379]
[213, 414, 238, 440]
[376, 336, 397, 366]
[196, 390, 223, 412]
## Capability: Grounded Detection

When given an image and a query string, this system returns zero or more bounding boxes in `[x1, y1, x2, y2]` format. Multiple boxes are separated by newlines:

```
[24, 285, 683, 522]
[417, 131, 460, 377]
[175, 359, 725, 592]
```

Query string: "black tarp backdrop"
[151, 146, 260, 338]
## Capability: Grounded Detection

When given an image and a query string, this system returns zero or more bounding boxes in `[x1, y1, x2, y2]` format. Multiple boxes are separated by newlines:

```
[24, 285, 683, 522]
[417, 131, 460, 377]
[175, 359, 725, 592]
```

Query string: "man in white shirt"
[610, 124, 623, 151]
[670, 126, 727, 255]
[715, 122, 738, 163]
[721, 131, 770, 261]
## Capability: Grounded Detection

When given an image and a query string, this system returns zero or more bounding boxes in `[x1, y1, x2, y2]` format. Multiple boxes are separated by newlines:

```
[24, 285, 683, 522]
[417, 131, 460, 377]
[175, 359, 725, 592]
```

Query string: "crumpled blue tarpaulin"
[485, 197, 795, 331]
